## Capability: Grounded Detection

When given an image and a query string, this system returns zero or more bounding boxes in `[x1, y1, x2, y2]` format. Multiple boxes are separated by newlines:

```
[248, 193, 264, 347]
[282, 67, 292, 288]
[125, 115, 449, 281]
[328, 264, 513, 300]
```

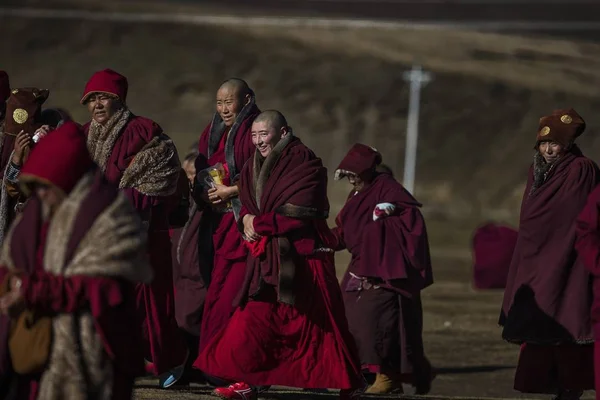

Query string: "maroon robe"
[333, 172, 434, 389]
[173, 99, 259, 368]
[0, 172, 144, 399]
[83, 116, 186, 375]
[500, 147, 599, 393]
[194, 135, 364, 389]
[472, 223, 518, 290]
[575, 183, 600, 399]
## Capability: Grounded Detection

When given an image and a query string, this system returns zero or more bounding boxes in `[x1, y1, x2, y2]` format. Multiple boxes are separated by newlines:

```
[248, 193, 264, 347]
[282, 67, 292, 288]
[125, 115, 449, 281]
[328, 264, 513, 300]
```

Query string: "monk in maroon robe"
[0, 122, 150, 399]
[331, 144, 434, 395]
[173, 79, 259, 384]
[195, 110, 365, 400]
[472, 223, 518, 290]
[575, 184, 600, 400]
[500, 108, 598, 400]
[80, 69, 186, 380]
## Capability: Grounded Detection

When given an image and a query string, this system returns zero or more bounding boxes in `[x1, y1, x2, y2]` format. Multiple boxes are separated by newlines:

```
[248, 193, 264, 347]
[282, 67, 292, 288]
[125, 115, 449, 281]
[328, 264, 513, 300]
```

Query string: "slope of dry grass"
[2, 7, 600, 251]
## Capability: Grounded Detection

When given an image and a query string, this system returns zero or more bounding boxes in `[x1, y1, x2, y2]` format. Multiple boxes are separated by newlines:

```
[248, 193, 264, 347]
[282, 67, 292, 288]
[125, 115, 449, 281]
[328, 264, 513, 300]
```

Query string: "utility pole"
[402, 65, 432, 195]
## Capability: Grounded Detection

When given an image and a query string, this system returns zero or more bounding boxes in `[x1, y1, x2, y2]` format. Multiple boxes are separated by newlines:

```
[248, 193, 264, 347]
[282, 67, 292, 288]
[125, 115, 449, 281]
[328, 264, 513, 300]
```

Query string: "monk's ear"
[243, 93, 251, 106]
[280, 126, 289, 138]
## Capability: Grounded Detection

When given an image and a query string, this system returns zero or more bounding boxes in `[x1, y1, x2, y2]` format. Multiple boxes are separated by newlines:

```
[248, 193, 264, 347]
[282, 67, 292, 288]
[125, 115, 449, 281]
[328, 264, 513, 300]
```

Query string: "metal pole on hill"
[402, 65, 432, 195]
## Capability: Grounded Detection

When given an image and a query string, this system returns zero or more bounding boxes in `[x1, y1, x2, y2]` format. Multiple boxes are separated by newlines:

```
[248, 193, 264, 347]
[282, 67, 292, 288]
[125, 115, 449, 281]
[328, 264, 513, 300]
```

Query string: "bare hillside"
[2, 10, 600, 250]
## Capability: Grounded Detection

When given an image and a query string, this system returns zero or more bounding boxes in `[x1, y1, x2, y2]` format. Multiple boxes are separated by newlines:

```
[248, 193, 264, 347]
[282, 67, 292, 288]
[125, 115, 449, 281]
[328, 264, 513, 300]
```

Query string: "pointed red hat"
[80, 69, 128, 104]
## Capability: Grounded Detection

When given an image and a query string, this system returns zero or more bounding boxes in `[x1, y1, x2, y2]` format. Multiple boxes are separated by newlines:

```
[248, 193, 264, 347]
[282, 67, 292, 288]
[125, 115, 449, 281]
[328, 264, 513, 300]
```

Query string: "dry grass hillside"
[2, 5, 600, 251]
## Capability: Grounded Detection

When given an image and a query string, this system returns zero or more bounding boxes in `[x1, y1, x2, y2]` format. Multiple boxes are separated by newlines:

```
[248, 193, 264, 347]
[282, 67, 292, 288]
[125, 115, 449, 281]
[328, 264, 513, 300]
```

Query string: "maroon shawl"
[236, 134, 329, 306]
[336, 173, 433, 296]
[500, 147, 600, 344]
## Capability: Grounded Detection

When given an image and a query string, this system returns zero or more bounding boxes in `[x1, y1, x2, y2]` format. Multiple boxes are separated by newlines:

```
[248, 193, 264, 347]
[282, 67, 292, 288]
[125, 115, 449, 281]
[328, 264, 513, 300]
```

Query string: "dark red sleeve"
[122, 187, 160, 222]
[576, 186, 600, 277]
[252, 211, 308, 236]
[21, 271, 127, 314]
[329, 226, 346, 251]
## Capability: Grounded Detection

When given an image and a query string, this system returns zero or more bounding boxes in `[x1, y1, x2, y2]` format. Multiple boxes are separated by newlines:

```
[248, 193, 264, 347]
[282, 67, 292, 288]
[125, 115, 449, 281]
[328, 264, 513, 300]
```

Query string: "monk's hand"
[208, 184, 235, 205]
[12, 131, 32, 166]
[243, 214, 261, 242]
[32, 125, 51, 143]
[0, 276, 24, 317]
[373, 202, 396, 221]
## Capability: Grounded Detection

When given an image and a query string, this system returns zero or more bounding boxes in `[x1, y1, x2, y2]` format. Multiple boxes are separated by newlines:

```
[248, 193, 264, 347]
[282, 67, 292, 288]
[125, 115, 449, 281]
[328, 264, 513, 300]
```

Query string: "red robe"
[194, 135, 363, 389]
[332, 172, 434, 388]
[500, 147, 598, 393]
[472, 223, 518, 290]
[575, 183, 600, 399]
[84, 115, 186, 375]
[173, 101, 259, 369]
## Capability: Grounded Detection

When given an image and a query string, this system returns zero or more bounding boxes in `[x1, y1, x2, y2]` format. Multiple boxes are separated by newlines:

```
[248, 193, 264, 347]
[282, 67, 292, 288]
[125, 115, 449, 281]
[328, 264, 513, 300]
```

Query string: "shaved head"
[253, 110, 288, 131]
[251, 110, 290, 158]
[219, 78, 251, 99]
[216, 78, 253, 127]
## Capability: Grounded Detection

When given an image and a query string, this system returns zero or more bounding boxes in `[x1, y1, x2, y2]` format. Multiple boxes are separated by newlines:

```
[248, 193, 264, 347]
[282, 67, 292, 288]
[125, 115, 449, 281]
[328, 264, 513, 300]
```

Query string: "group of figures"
[0, 70, 433, 400]
[0, 67, 599, 400]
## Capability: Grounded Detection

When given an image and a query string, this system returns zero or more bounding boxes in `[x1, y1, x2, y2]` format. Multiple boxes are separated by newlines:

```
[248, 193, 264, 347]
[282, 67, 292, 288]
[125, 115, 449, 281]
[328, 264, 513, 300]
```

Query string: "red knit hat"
[335, 143, 382, 180]
[535, 108, 585, 149]
[80, 68, 128, 104]
[20, 121, 94, 195]
[0, 71, 9, 105]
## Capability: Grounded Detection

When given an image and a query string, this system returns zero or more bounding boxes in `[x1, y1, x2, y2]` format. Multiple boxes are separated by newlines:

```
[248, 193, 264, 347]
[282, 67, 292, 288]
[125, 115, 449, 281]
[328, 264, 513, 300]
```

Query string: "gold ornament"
[12, 108, 28, 124]
[560, 114, 573, 124]
[540, 126, 551, 136]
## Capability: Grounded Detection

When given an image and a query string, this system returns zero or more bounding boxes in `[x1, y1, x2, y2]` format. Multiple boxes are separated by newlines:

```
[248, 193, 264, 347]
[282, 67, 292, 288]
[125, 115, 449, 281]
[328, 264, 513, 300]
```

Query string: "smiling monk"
[500, 109, 599, 400]
[173, 79, 260, 385]
[80, 69, 186, 380]
[195, 110, 365, 400]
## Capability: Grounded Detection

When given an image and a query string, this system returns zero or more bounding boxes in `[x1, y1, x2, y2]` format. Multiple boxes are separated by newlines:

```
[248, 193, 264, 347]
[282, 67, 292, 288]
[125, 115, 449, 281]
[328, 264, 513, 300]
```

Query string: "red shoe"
[213, 382, 257, 400]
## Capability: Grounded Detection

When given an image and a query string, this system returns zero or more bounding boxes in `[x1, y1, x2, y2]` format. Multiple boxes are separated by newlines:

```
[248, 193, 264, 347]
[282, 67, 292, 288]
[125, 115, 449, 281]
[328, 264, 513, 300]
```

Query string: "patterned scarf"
[86, 108, 131, 172]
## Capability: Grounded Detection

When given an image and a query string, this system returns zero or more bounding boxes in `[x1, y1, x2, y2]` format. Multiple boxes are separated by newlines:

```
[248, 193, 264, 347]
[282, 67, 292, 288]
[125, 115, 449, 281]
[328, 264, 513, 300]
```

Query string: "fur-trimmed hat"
[81, 69, 128, 104]
[535, 108, 585, 149]
[334, 143, 382, 180]
[4, 87, 49, 136]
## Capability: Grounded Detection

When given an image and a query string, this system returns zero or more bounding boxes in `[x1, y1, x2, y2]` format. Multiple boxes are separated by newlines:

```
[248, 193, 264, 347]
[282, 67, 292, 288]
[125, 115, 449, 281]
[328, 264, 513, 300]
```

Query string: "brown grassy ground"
[2, 3, 600, 398]
[131, 254, 594, 399]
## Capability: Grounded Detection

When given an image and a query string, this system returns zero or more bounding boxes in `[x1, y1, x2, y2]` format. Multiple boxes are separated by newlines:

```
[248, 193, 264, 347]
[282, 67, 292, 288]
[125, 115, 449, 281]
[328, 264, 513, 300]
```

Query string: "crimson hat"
[80, 69, 128, 104]
[334, 143, 382, 180]
[535, 108, 585, 149]
[20, 121, 94, 195]
[0, 71, 9, 105]
[4, 87, 49, 136]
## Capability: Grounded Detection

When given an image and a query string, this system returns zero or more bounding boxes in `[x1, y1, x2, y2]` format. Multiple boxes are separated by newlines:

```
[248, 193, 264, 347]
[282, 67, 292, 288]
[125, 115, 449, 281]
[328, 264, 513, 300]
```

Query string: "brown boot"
[365, 373, 403, 394]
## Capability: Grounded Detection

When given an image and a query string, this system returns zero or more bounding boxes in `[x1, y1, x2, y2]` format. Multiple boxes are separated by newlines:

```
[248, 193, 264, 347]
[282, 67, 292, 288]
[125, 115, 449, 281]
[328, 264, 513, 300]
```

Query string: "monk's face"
[538, 141, 564, 164]
[182, 158, 196, 184]
[347, 173, 366, 192]
[86, 93, 122, 125]
[35, 183, 66, 218]
[251, 121, 288, 158]
[216, 86, 249, 127]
